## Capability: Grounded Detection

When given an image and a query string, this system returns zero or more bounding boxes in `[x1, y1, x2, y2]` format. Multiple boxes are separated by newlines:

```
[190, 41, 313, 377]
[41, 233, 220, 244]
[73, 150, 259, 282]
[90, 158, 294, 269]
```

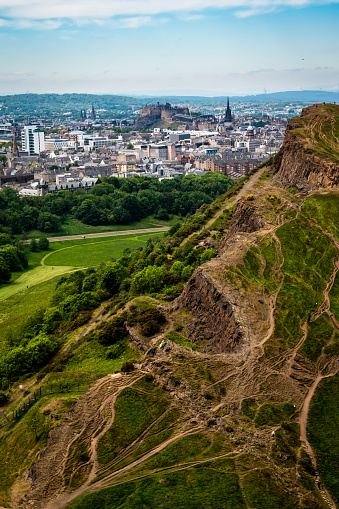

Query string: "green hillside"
[0, 108, 338, 509]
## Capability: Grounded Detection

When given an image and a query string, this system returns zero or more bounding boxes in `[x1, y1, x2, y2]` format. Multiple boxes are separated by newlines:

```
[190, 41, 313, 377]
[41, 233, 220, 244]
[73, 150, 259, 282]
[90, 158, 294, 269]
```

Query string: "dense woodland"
[0, 173, 234, 234]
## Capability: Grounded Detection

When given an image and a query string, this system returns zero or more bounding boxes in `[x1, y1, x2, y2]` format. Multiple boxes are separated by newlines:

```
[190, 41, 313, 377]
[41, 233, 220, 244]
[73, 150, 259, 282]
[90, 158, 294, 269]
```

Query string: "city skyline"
[0, 0, 338, 96]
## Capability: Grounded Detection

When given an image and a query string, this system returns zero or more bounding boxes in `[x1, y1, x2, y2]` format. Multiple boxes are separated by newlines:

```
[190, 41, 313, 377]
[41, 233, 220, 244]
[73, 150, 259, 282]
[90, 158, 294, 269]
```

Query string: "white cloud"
[0, 0, 338, 29]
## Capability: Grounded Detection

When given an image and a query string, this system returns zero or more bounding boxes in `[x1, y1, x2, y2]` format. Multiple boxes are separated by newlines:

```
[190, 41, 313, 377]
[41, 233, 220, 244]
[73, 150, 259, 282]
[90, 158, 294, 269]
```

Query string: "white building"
[21, 126, 45, 155]
[44, 138, 74, 151]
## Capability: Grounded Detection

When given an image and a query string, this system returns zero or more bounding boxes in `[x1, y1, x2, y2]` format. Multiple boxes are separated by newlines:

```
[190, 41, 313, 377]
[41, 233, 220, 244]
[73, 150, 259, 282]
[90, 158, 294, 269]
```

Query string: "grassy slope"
[0, 277, 59, 355]
[288, 104, 339, 164]
[0, 232, 163, 303]
[1, 172, 338, 508]
[308, 375, 339, 502]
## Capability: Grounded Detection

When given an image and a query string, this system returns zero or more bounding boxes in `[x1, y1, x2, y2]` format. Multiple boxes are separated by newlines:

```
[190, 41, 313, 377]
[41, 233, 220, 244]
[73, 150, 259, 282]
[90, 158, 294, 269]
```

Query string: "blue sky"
[0, 0, 338, 95]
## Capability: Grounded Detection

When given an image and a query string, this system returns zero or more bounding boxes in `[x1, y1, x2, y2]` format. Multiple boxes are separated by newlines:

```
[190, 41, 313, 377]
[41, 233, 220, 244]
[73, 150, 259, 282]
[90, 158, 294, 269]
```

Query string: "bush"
[43, 307, 62, 333]
[97, 317, 127, 346]
[59, 292, 99, 320]
[0, 333, 58, 379]
[121, 359, 136, 373]
[140, 320, 160, 336]
[182, 265, 194, 279]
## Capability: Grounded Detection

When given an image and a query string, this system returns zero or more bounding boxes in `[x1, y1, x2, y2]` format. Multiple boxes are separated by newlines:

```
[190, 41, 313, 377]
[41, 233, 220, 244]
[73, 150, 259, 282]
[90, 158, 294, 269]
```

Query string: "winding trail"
[180, 167, 266, 247]
[259, 232, 285, 348]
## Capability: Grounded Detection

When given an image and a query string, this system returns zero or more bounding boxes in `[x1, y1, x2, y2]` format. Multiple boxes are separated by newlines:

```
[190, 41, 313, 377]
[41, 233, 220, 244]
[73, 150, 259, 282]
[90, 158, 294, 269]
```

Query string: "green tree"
[37, 212, 61, 233]
[131, 265, 167, 294]
[126, 143, 134, 149]
[0, 257, 11, 283]
[170, 261, 184, 276]
[38, 237, 49, 251]
[0, 233, 11, 246]
[29, 238, 39, 252]
[200, 248, 217, 263]
[100, 263, 129, 294]
[182, 265, 194, 279]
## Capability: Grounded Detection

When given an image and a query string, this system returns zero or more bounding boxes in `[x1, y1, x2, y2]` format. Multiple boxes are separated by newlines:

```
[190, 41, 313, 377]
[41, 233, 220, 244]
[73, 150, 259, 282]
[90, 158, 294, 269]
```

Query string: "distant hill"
[0, 90, 338, 117]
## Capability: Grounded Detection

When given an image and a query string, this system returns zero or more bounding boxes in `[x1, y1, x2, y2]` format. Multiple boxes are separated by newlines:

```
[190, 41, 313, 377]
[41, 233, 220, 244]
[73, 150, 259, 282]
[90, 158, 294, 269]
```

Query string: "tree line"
[0, 173, 234, 234]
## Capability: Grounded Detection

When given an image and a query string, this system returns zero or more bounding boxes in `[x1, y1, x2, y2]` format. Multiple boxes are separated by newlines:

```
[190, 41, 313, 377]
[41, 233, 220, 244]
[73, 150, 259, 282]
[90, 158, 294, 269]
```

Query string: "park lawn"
[42, 232, 163, 267]
[0, 231, 164, 303]
[0, 265, 74, 302]
[26, 215, 180, 238]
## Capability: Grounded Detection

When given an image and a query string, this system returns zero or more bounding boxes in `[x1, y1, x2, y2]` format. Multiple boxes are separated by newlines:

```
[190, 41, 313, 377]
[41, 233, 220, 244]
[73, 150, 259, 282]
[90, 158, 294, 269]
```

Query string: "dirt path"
[259, 232, 285, 348]
[47, 426, 202, 508]
[180, 167, 266, 247]
[45, 374, 144, 509]
[91, 427, 203, 492]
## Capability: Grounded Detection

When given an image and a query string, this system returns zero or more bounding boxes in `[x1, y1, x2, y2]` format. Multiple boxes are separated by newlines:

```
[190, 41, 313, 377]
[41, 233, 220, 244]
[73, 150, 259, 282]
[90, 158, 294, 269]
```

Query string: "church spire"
[12, 129, 19, 158]
[91, 104, 96, 121]
[225, 97, 232, 123]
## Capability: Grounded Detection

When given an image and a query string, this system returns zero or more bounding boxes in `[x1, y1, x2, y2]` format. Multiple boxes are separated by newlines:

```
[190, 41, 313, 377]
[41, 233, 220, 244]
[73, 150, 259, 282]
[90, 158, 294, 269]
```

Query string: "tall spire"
[225, 97, 232, 123]
[91, 104, 96, 121]
[12, 129, 19, 158]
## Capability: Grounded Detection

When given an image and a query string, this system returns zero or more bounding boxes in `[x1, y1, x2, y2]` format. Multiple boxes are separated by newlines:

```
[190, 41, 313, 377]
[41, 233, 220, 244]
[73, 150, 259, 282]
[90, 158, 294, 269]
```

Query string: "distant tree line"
[0, 173, 234, 234]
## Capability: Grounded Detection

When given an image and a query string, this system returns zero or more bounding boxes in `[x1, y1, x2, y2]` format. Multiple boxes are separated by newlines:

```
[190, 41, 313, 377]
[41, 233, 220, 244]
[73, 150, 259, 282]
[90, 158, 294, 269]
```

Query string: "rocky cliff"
[172, 271, 242, 353]
[272, 103, 339, 190]
[135, 102, 189, 130]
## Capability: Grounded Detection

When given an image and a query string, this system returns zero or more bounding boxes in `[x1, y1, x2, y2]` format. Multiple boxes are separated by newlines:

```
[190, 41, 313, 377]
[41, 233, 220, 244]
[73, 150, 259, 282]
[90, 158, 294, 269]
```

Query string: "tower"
[21, 125, 45, 155]
[12, 129, 19, 158]
[91, 104, 96, 121]
[225, 97, 232, 123]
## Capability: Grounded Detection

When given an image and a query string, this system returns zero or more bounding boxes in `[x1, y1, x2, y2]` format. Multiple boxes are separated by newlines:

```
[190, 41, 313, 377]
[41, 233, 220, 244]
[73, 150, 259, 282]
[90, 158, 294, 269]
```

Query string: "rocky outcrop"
[272, 103, 339, 190]
[135, 102, 189, 130]
[172, 271, 242, 354]
[222, 199, 263, 246]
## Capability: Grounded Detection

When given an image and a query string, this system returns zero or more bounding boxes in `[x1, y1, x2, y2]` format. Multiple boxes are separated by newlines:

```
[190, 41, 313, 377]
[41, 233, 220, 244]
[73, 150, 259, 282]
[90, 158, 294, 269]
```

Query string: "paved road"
[45, 226, 170, 242]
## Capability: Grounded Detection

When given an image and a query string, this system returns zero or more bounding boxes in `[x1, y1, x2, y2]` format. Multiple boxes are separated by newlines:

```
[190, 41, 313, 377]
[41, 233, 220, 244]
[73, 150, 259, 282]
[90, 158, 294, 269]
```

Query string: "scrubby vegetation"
[308, 375, 339, 503]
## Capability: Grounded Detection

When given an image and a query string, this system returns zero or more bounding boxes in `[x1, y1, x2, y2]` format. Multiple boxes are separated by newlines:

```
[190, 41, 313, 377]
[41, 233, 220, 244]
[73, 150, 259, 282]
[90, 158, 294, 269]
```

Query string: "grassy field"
[43, 232, 161, 267]
[26, 215, 179, 238]
[0, 232, 164, 303]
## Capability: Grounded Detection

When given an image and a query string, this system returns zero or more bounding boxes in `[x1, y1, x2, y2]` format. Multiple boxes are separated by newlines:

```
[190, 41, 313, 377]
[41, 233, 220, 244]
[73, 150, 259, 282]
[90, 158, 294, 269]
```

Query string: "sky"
[0, 0, 338, 96]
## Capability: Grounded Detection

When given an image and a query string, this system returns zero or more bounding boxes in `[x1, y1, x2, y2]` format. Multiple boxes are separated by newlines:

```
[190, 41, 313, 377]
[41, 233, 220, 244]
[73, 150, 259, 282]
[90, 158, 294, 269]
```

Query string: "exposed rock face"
[135, 102, 189, 130]
[272, 103, 339, 190]
[172, 271, 242, 354]
[222, 199, 263, 246]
